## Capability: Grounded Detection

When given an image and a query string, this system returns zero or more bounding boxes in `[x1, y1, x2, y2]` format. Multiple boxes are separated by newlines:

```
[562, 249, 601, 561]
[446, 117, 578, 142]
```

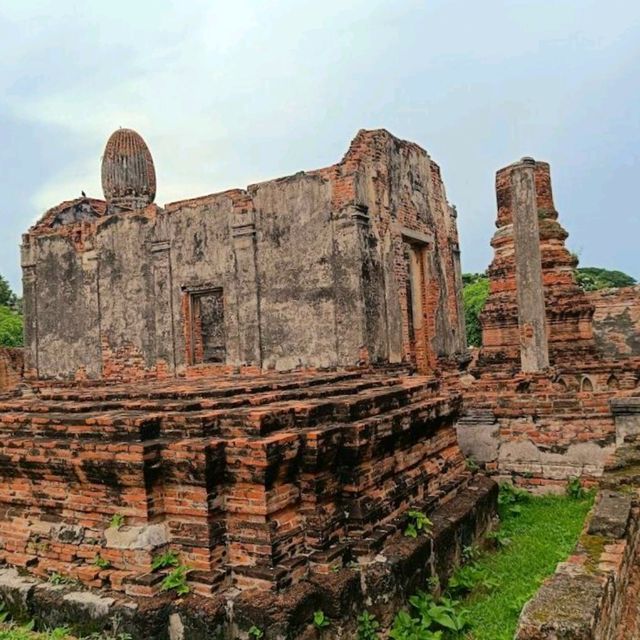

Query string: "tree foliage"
[0, 275, 17, 308]
[0, 276, 23, 347]
[0, 306, 23, 347]
[460, 266, 636, 348]
[462, 273, 489, 347]
[574, 267, 636, 291]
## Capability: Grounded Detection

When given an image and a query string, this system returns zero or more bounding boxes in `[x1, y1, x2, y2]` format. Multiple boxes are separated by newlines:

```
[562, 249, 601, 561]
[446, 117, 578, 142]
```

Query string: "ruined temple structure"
[22, 127, 468, 381]
[0, 128, 496, 638]
[459, 157, 640, 488]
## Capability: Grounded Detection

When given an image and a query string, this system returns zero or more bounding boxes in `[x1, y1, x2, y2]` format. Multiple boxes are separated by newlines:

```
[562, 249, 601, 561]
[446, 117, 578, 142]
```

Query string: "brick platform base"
[0, 368, 484, 604]
[0, 476, 496, 639]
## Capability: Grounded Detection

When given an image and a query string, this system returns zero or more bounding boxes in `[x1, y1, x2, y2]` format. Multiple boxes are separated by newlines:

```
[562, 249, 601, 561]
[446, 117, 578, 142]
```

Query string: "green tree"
[575, 267, 636, 292]
[0, 275, 23, 347]
[462, 274, 489, 347]
[0, 305, 23, 347]
[0, 275, 17, 308]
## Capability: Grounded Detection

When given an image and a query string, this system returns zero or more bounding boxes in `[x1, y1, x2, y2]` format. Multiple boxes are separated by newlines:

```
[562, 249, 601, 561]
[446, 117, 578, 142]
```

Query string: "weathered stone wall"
[23, 129, 465, 382]
[459, 364, 640, 488]
[516, 441, 640, 640]
[0, 347, 23, 393]
[589, 285, 640, 359]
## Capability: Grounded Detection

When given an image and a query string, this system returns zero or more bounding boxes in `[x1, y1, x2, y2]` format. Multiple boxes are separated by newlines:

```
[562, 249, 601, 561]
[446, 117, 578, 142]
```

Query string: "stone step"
[30, 370, 367, 403]
[0, 372, 428, 418]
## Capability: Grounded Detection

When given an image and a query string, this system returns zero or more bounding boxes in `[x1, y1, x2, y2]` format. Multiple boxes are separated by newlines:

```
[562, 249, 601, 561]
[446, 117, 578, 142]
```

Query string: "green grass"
[0, 626, 73, 640]
[463, 492, 594, 640]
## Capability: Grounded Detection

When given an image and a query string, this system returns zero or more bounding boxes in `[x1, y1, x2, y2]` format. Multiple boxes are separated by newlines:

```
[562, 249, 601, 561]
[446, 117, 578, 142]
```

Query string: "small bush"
[404, 510, 433, 538]
[160, 565, 190, 596]
[151, 550, 180, 571]
[566, 477, 587, 499]
[356, 611, 379, 640]
[312, 610, 330, 629]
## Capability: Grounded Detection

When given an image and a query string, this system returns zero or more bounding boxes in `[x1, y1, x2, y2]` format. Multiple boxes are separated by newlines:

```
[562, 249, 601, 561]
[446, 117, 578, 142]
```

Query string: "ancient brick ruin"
[0, 348, 23, 394]
[1, 126, 639, 638]
[460, 157, 640, 489]
[0, 128, 496, 638]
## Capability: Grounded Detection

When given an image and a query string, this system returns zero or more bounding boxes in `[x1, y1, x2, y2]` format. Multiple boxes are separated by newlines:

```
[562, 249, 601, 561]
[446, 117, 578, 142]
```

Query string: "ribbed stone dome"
[101, 128, 156, 207]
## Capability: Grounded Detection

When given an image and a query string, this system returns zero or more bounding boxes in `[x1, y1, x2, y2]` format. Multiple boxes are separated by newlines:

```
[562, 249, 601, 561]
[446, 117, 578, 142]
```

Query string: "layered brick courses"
[0, 368, 474, 598]
[0, 348, 23, 394]
[462, 157, 640, 488]
[480, 160, 595, 370]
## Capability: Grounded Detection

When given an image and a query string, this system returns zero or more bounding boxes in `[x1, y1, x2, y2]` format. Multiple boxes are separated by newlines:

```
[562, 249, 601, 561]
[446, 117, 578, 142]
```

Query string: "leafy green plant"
[566, 476, 586, 499]
[462, 545, 481, 562]
[356, 610, 380, 640]
[447, 564, 496, 597]
[404, 510, 433, 538]
[151, 550, 180, 571]
[486, 529, 512, 549]
[47, 572, 79, 587]
[462, 273, 490, 347]
[465, 457, 480, 472]
[109, 513, 124, 530]
[248, 626, 264, 639]
[0, 602, 9, 623]
[389, 609, 443, 640]
[160, 565, 190, 596]
[93, 554, 111, 569]
[498, 483, 530, 516]
[312, 610, 330, 629]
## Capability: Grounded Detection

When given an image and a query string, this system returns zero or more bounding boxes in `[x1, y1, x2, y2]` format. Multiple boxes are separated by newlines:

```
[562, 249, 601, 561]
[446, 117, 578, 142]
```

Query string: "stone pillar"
[231, 212, 262, 367]
[150, 240, 176, 376]
[511, 157, 550, 372]
[330, 204, 369, 366]
[20, 237, 38, 379]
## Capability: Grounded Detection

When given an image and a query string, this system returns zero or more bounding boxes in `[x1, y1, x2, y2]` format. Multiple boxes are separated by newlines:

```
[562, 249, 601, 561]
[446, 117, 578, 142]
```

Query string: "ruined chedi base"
[459, 157, 640, 489]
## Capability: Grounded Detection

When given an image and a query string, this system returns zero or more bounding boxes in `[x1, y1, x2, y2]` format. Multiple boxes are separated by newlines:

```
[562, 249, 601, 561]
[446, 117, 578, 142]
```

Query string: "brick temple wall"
[589, 285, 640, 359]
[0, 348, 23, 393]
[22, 129, 466, 383]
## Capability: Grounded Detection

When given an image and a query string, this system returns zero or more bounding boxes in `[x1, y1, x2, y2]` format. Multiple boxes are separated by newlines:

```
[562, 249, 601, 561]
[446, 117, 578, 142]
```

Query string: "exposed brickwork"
[0, 348, 23, 394]
[0, 369, 477, 598]
[480, 160, 595, 370]
[462, 157, 640, 488]
[589, 285, 640, 359]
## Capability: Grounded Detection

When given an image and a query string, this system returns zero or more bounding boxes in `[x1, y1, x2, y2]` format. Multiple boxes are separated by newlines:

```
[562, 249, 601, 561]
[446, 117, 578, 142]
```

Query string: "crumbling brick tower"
[479, 157, 595, 371]
[459, 157, 640, 488]
[0, 128, 495, 637]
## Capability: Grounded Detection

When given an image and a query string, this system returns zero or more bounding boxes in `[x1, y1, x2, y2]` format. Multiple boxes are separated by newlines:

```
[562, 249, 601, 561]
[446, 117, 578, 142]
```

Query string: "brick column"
[20, 237, 38, 380]
[230, 212, 261, 367]
[511, 157, 550, 372]
[330, 204, 370, 366]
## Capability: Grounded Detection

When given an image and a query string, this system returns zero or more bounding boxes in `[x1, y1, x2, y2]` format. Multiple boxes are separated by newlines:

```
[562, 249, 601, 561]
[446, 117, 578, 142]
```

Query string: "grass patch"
[462, 491, 593, 640]
[0, 626, 73, 640]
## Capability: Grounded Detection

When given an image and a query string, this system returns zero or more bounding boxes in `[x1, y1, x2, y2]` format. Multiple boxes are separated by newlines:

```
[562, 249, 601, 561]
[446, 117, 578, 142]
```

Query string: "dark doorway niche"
[190, 288, 226, 364]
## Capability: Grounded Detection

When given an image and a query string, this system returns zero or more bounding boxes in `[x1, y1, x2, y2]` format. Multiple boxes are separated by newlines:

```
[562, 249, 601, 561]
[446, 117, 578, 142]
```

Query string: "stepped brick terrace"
[0, 125, 638, 638]
[0, 128, 497, 638]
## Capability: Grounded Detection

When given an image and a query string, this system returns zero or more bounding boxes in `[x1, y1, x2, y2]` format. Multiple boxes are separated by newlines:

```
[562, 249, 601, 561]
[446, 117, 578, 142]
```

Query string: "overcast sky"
[1, 0, 639, 293]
